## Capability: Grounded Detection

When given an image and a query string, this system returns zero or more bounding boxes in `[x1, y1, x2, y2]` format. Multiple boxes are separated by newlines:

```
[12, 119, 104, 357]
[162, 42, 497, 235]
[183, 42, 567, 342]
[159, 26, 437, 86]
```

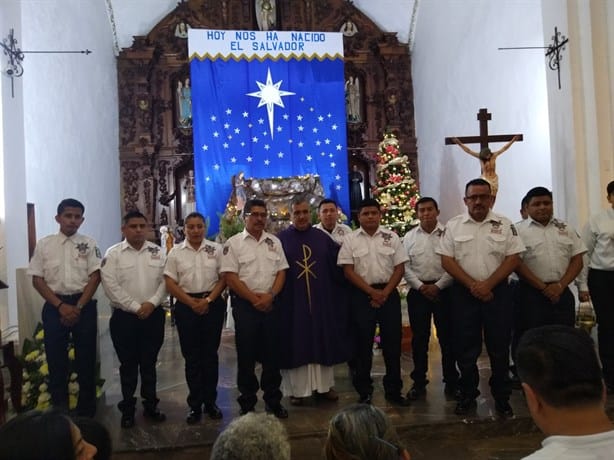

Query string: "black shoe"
[495, 399, 514, 417]
[120, 414, 135, 429]
[143, 408, 166, 423]
[239, 406, 255, 416]
[385, 394, 411, 407]
[406, 386, 426, 401]
[204, 403, 223, 420]
[444, 385, 463, 401]
[265, 403, 289, 419]
[186, 409, 202, 425]
[358, 394, 372, 404]
[454, 398, 477, 415]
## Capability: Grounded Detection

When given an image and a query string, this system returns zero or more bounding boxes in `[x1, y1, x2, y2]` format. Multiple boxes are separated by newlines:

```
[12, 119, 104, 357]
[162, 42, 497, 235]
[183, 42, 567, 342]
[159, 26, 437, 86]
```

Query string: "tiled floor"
[92, 309, 589, 459]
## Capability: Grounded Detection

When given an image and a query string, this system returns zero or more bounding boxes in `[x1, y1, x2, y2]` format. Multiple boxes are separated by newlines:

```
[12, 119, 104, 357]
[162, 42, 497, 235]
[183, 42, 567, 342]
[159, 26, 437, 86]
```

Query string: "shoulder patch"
[223, 246, 229, 255]
[510, 224, 518, 236]
[95, 246, 102, 258]
[101, 257, 107, 268]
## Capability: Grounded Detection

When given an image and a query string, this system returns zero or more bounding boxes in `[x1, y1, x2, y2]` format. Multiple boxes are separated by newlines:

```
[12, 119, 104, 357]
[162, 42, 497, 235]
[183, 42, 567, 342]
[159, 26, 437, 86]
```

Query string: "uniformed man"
[27, 198, 101, 417]
[338, 198, 410, 406]
[438, 178, 524, 417]
[402, 197, 458, 401]
[100, 210, 167, 428]
[515, 187, 585, 343]
[580, 180, 614, 393]
[315, 198, 353, 245]
[221, 199, 289, 418]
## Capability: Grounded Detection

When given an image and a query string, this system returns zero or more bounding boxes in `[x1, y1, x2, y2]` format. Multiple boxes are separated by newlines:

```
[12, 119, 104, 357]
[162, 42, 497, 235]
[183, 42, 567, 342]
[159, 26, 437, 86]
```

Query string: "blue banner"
[189, 30, 348, 235]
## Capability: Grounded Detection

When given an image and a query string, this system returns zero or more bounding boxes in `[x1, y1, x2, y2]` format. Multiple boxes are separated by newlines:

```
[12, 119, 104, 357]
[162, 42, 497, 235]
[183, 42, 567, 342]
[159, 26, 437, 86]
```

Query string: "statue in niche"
[176, 78, 192, 129]
[345, 77, 361, 122]
[340, 20, 358, 37]
[256, 0, 276, 31]
[349, 164, 364, 211]
[174, 22, 191, 39]
[233, 171, 247, 212]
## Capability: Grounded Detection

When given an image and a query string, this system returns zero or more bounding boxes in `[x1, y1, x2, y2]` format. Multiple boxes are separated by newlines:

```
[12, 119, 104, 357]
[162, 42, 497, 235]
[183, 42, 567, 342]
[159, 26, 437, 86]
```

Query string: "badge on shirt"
[510, 224, 518, 236]
[223, 246, 229, 255]
[147, 246, 161, 260]
[76, 242, 90, 258]
[101, 257, 107, 268]
[204, 244, 216, 258]
[435, 228, 443, 237]
[264, 237, 276, 251]
[95, 246, 102, 259]
[381, 233, 393, 247]
[553, 219, 568, 235]
[489, 220, 503, 235]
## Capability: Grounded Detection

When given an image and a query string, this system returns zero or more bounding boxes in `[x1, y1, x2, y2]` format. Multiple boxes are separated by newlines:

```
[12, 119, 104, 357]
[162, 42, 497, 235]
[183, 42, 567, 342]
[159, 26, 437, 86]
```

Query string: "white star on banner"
[231, 157, 237, 163]
[306, 155, 313, 161]
[202, 144, 208, 151]
[213, 164, 220, 170]
[264, 159, 270, 165]
[247, 67, 295, 140]
[247, 156, 253, 162]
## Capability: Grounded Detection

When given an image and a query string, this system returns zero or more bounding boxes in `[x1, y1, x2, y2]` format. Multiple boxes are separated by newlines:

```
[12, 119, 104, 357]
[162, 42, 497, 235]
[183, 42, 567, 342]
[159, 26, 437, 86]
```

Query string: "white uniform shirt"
[522, 429, 614, 459]
[220, 229, 289, 293]
[314, 222, 352, 245]
[517, 217, 586, 282]
[164, 240, 222, 293]
[337, 226, 408, 285]
[27, 232, 101, 295]
[402, 222, 452, 290]
[581, 208, 614, 271]
[101, 240, 166, 313]
[437, 211, 525, 281]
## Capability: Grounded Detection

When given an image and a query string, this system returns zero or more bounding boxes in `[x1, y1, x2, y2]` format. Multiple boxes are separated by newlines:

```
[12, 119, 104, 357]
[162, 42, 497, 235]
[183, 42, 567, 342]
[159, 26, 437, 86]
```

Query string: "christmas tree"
[371, 132, 420, 236]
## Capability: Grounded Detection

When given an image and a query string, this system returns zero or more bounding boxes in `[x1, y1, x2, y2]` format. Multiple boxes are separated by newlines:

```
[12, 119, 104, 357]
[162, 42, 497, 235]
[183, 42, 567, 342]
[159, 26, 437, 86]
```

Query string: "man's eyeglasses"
[244, 212, 268, 218]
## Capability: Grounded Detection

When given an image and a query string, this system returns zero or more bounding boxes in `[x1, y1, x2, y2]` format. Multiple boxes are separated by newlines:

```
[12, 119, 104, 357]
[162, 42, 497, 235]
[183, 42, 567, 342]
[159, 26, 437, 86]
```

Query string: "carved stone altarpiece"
[117, 0, 417, 237]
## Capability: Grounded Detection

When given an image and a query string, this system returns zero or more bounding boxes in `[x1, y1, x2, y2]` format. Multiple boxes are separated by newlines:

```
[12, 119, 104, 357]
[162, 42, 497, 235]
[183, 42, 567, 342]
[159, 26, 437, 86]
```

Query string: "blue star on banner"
[189, 29, 348, 236]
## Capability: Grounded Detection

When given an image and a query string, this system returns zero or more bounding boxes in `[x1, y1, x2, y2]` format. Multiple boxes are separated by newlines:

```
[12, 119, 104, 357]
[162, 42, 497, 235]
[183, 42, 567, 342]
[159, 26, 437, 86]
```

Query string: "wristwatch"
[76, 303, 84, 310]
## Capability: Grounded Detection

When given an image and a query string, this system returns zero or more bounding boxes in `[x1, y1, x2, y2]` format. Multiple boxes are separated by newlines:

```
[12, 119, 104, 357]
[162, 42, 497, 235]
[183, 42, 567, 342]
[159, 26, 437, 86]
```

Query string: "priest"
[277, 196, 350, 405]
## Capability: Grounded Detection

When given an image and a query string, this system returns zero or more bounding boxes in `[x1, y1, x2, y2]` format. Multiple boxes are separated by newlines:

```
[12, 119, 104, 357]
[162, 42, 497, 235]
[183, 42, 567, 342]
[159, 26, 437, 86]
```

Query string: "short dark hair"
[521, 195, 530, 209]
[516, 325, 604, 408]
[122, 210, 146, 225]
[358, 198, 380, 212]
[524, 186, 552, 202]
[185, 211, 206, 224]
[0, 410, 76, 460]
[607, 181, 614, 196]
[244, 199, 267, 215]
[57, 198, 84, 215]
[415, 196, 438, 212]
[291, 194, 309, 208]
[465, 178, 491, 195]
[318, 198, 338, 210]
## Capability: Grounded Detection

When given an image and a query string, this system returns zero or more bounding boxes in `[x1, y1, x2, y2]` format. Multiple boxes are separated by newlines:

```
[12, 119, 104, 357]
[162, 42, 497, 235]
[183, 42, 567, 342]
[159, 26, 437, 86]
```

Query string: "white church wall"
[0, 1, 29, 337]
[412, 0, 551, 223]
[22, 0, 121, 255]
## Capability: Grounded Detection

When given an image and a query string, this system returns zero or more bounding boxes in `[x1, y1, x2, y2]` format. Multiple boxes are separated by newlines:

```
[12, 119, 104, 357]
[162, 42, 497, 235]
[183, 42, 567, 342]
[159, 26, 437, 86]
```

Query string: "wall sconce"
[1, 28, 92, 98]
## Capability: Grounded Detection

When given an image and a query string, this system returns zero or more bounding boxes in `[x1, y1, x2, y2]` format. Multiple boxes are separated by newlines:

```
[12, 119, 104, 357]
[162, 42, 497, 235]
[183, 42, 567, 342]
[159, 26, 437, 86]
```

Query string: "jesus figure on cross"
[451, 135, 520, 196]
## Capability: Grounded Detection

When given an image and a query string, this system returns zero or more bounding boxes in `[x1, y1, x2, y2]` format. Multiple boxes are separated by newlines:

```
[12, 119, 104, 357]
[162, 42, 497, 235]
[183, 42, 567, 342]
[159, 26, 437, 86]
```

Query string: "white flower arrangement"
[20, 322, 104, 411]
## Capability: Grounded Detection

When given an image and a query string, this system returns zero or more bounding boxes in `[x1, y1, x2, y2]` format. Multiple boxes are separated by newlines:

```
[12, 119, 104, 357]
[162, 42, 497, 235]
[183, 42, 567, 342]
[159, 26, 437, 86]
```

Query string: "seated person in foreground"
[0, 410, 101, 460]
[517, 325, 614, 459]
[209, 412, 290, 460]
[325, 403, 411, 460]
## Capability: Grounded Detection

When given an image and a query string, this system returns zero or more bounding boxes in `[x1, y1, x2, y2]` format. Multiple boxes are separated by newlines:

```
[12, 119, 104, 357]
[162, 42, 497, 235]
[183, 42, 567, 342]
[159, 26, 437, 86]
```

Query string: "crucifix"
[445, 108, 523, 196]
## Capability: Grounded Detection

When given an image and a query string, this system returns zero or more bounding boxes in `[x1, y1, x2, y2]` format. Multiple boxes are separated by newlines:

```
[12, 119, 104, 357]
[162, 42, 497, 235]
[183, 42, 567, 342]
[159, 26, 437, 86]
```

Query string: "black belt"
[370, 283, 387, 289]
[187, 291, 211, 298]
[419, 279, 438, 284]
[55, 292, 82, 302]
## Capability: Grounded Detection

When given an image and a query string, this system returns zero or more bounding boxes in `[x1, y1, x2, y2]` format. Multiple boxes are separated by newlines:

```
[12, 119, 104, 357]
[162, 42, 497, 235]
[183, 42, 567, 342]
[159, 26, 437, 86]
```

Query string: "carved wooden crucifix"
[445, 108, 523, 196]
[444, 108, 523, 150]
